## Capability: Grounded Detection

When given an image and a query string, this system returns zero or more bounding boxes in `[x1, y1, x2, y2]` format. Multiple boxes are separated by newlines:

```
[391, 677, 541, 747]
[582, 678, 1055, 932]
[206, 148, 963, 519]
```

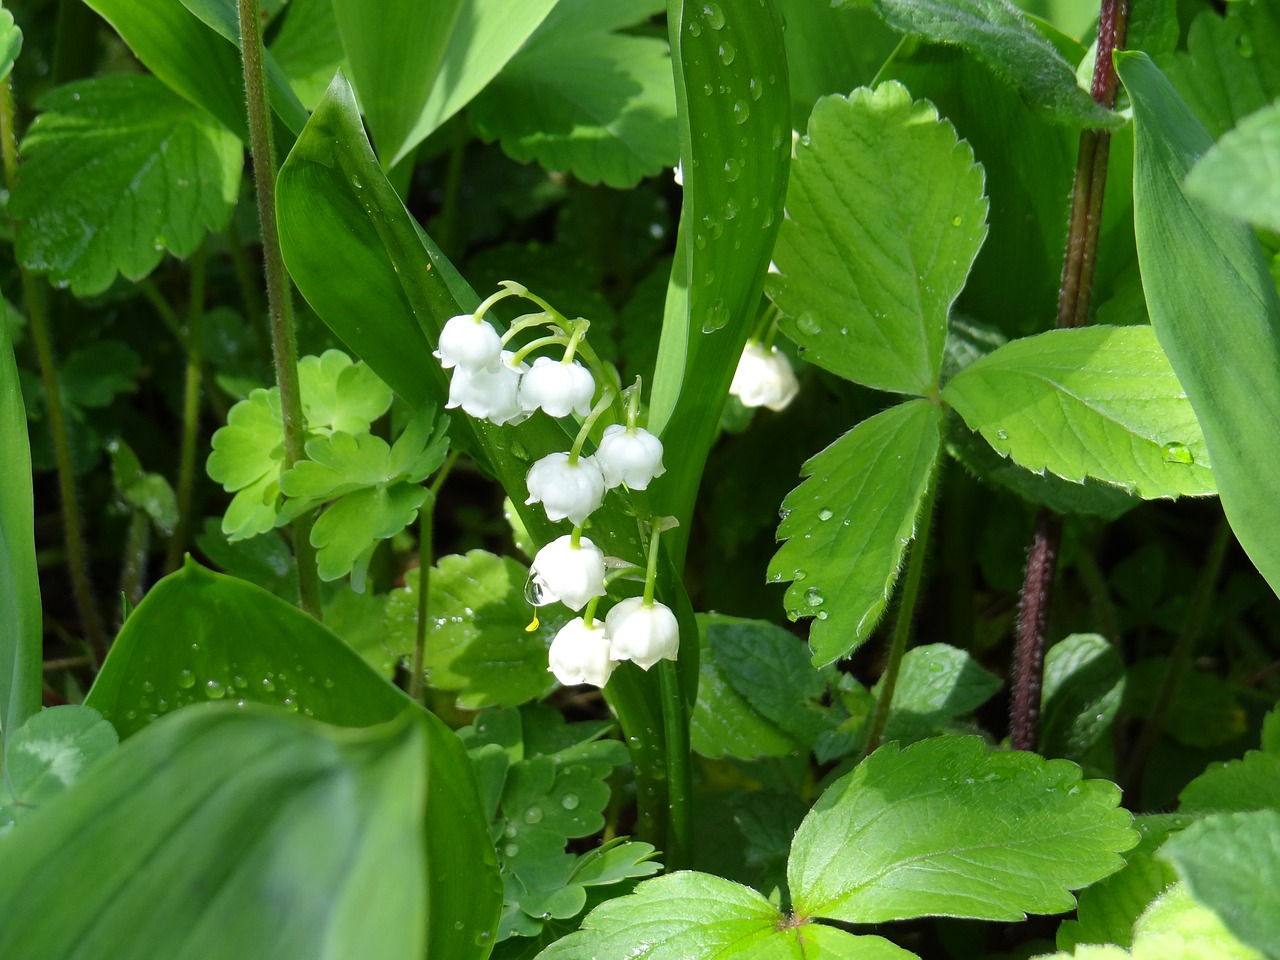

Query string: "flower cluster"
[434, 282, 677, 688]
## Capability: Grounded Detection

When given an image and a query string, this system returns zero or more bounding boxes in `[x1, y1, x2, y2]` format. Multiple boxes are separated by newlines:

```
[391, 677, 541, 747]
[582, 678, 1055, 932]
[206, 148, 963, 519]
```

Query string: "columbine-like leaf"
[537, 871, 917, 960]
[848, 0, 1119, 128]
[295, 349, 394, 434]
[11, 75, 241, 296]
[1160, 811, 1280, 960]
[1185, 100, 1280, 234]
[0, 705, 117, 829]
[1119, 51, 1280, 598]
[942, 325, 1214, 499]
[310, 484, 429, 584]
[1041, 633, 1126, 762]
[385, 552, 563, 709]
[771, 81, 988, 397]
[788, 736, 1137, 923]
[0, 4, 21, 83]
[769, 399, 943, 667]
[0, 706, 435, 960]
[469, 0, 676, 188]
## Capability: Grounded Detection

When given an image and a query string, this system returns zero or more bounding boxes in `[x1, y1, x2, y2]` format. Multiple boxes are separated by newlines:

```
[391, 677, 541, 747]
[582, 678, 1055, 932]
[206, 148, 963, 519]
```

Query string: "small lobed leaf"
[942, 325, 1215, 499]
[0, 5, 21, 83]
[771, 81, 988, 397]
[206, 388, 286, 540]
[1185, 100, 1280, 235]
[788, 736, 1138, 923]
[308, 483, 429, 584]
[297, 350, 393, 435]
[0, 705, 117, 829]
[11, 75, 241, 296]
[769, 399, 943, 667]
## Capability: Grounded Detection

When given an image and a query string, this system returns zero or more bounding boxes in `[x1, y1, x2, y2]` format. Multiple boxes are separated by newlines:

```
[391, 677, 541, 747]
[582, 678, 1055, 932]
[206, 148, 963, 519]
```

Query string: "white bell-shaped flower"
[435, 314, 503, 371]
[605, 598, 679, 670]
[548, 617, 616, 687]
[447, 351, 528, 425]
[519, 357, 596, 418]
[594, 424, 665, 490]
[729, 342, 799, 412]
[530, 535, 607, 611]
[525, 452, 605, 526]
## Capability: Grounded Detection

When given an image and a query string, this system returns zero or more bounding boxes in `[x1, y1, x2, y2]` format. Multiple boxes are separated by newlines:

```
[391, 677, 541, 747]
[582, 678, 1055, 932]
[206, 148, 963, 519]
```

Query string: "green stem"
[236, 0, 322, 620]
[119, 509, 150, 615]
[0, 78, 108, 662]
[642, 524, 662, 606]
[410, 451, 457, 705]
[136, 279, 187, 348]
[861, 467, 940, 758]
[164, 244, 207, 574]
[1124, 519, 1230, 802]
[657, 656, 691, 869]
[568, 390, 616, 463]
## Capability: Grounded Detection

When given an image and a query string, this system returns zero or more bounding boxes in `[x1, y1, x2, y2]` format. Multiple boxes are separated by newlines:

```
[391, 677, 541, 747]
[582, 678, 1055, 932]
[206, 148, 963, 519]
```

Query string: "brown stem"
[1010, 512, 1063, 751]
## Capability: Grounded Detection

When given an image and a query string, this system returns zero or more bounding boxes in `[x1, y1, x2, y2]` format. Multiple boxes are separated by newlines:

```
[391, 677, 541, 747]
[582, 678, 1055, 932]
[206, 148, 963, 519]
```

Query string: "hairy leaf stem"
[0, 77, 108, 661]
[862, 467, 940, 758]
[164, 243, 207, 574]
[236, 0, 321, 619]
[1010, 0, 1129, 750]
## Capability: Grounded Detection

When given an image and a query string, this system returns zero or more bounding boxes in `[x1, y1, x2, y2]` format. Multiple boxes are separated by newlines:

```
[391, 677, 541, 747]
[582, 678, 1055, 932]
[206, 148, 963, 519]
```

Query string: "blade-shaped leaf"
[771, 81, 988, 396]
[1185, 100, 1280, 234]
[11, 75, 241, 296]
[1118, 51, 1280, 596]
[268, 0, 344, 111]
[0, 706, 432, 959]
[769, 399, 943, 667]
[536, 871, 917, 960]
[788, 736, 1138, 923]
[852, 0, 1120, 128]
[0, 299, 39, 749]
[942, 325, 1215, 499]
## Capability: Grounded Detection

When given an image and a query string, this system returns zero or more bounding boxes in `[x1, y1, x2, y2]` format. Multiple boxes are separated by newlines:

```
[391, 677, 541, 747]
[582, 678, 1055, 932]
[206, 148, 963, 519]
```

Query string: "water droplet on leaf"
[803, 587, 825, 608]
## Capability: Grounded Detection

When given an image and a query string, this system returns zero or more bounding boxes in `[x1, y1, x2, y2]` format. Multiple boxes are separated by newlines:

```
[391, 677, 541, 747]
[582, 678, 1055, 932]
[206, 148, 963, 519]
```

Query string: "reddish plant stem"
[1010, 0, 1129, 751]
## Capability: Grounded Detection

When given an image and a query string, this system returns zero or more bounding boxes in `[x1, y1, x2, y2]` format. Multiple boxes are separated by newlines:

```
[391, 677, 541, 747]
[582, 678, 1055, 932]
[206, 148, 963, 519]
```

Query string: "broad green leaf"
[393, 0, 560, 167]
[1160, 811, 1280, 960]
[942, 325, 1214, 498]
[769, 399, 943, 667]
[1119, 52, 1280, 597]
[850, 0, 1119, 128]
[469, 0, 677, 188]
[268, 0, 345, 110]
[11, 76, 241, 296]
[84, 560, 502, 958]
[82, 0, 250, 139]
[331, 0, 462, 164]
[385, 552, 561, 709]
[1124, 659, 1245, 749]
[536, 871, 917, 960]
[0, 301, 39, 749]
[1041, 633, 1125, 761]
[0, 706, 434, 959]
[1185, 100, 1280, 235]
[875, 643, 1002, 745]
[647, 0, 791, 561]
[0, 4, 20, 83]
[772, 82, 987, 397]
[1178, 749, 1280, 816]
[0, 706, 117, 828]
[788, 736, 1137, 922]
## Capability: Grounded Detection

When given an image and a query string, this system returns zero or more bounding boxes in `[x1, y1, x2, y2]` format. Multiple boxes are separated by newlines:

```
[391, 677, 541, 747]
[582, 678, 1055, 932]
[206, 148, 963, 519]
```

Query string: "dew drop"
[718, 41, 736, 65]
[748, 77, 762, 101]
[702, 2, 725, 29]
[951, 215, 962, 227]
[803, 587, 825, 608]
[1161, 441, 1194, 464]
[818, 508, 834, 521]
[792, 568, 808, 582]
[701, 298, 731, 334]
[261, 677, 276, 692]
[504, 821, 519, 839]
[723, 197, 739, 220]
[561, 793, 580, 810]
[723, 157, 742, 182]
[688, 19, 702, 36]
[504, 843, 520, 858]
[1238, 33, 1254, 58]
[796, 313, 822, 336]
[141, 680, 154, 693]
[732, 98, 749, 123]
[523, 806, 544, 825]
[205, 679, 226, 700]
[817, 611, 829, 620]
[177, 669, 195, 690]
[996, 429, 1009, 441]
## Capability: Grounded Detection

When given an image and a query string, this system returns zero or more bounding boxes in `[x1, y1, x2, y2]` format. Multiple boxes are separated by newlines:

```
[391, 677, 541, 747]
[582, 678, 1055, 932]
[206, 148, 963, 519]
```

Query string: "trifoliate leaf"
[384, 552, 562, 709]
[1160, 813, 1280, 960]
[874, 643, 1002, 745]
[11, 75, 240, 296]
[788, 736, 1138, 923]
[769, 399, 943, 667]
[847, 0, 1120, 128]
[309, 483, 429, 583]
[771, 82, 988, 396]
[1041, 633, 1126, 762]
[1185, 100, 1280, 235]
[0, 6, 20, 83]
[537, 871, 917, 960]
[469, 0, 675, 188]
[942, 325, 1215, 499]
[206, 388, 286, 540]
[297, 349, 393, 434]
[0, 706, 117, 830]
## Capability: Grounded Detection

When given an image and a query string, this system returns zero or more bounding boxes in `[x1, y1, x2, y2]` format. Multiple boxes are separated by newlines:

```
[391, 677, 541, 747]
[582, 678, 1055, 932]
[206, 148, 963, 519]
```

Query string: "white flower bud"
[729, 342, 800, 412]
[595, 424, 665, 490]
[519, 357, 596, 418]
[447, 351, 528, 425]
[434, 314, 502, 371]
[525, 452, 605, 526]
[605, 598, 679, 670]
[530, 535, 607, 611]
[548, 617, 616, 687]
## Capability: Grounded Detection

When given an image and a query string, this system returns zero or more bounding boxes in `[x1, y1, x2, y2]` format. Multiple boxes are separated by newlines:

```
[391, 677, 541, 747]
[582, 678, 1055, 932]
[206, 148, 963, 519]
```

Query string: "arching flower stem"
[568, 389, 617, 464]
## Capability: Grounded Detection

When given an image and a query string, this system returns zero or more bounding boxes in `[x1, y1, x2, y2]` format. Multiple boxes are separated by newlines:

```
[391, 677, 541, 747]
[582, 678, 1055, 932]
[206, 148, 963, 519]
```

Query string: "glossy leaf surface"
[0, 705, 116, 828]
[1119, 51, 1280, 597]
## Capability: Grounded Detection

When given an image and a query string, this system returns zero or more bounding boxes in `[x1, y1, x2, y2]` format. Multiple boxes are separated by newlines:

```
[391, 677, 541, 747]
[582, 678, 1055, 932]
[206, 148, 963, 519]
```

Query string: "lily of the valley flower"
[595, 424, 665, 490]
[447, 351, 528, 425]
[548, 617, 616, 687]
[530, 535, 607, 611]
[525, 452, 605, 525]
[729, 342, 800, 412]
[434, 314, 503, 371]
[519, 357, 596, 418]
[605, 597, 679, 670]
